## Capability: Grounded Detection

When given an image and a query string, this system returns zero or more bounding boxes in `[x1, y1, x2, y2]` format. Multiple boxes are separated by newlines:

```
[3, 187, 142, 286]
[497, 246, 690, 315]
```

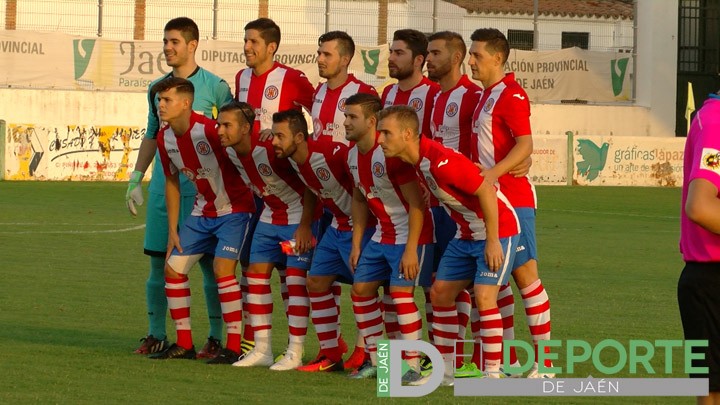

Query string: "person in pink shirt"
[678, 90, 720, 404]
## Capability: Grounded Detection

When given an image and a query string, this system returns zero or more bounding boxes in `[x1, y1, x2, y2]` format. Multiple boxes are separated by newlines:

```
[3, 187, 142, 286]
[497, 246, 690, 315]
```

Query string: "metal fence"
[2, 0, 635, 51]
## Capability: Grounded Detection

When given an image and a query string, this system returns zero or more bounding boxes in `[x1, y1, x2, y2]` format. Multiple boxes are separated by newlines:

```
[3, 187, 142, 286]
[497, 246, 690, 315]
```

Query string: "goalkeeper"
[124, 17, 233, 358]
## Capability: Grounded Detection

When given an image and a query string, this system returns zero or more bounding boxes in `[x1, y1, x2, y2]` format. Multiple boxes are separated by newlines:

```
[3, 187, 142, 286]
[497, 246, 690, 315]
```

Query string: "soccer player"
[148, 77, 254, 363]
[469, 28, 552, 378]
[678, 89, 720, 405]
[380, 28, 440, 349]
[312, 31, 377, 145]
[382, 29, 440, 139]
[425, 30, 482, 377]
[222, 102, 318, 371]
[377, 105, 519, 385]
[309, 30, 377, 369]
[234, 17, 316, 355]
[269, 108, 374, 372]
[344, 93, 434, 379]
[125, 17, 231, 358]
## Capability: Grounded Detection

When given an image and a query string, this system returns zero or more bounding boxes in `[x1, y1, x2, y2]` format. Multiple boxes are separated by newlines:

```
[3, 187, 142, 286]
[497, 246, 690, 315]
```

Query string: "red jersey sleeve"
[498, 86, 532, 138]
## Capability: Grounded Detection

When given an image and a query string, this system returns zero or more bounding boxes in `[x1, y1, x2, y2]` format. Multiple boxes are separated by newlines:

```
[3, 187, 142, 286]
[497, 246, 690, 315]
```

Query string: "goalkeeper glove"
[126, 170, 144, 216]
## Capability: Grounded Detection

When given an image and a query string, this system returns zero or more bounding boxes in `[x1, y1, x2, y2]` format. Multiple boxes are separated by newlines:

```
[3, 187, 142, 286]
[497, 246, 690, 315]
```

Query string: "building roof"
[447, 0, 634, 20]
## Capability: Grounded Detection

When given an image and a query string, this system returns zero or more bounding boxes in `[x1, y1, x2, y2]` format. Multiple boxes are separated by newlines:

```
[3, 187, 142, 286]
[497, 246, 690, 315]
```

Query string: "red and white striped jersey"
[381, 76, 440, 137]
[430, 75, 481, 158]
[416, 137, 519, 241]
[225, 136, 308, 225]
[311, 74, 377, 146]
[235, 62, 314, 135]
[472, 72, 536, 209]
[289, 140, 355, 231]
[347, 134, 434, 245]
[157, 112, 255, 217]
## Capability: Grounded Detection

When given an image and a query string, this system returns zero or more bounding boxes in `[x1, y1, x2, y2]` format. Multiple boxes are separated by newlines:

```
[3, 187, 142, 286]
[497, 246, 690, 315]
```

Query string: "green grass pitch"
[0, 182, 689, 404]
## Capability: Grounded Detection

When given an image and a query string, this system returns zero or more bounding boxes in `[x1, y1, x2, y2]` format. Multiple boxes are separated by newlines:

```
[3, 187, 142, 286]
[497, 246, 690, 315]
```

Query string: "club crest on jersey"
[446, 102, 459, 117]
[264, 85, 279, 100]
[195, 141, 211, 155]
[701, 148, 720, 172]
[372, 161, 385, 178]
[181, 168, 195, 181]
[257, 163, 273, 176]
[338, 97, 347, 112]
[483, 98, 495, 112]
[409, 98, 423, 111]
[315, 167, 331, 181]
[425, 176, 438, 190]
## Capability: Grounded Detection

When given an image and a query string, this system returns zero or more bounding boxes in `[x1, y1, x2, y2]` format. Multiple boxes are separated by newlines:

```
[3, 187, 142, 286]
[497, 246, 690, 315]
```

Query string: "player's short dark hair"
[428, 31, 467, 60]
[272, 109, 309, 140]
[164, 17, 199, 44]
[377, 105, 419, 138]
[393, 29, 428, 66]
[345, 93, 382, 119]
[219, 100, 256, 126]
[318, 31, 356, 61]
[245, 18, 281, 51]
[470, 28, 510, 64]
[151, 77, 194, 97]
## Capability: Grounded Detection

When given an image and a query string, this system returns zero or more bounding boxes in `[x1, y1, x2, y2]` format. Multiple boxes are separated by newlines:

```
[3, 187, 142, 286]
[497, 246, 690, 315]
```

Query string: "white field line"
[0, 224, 146, 234]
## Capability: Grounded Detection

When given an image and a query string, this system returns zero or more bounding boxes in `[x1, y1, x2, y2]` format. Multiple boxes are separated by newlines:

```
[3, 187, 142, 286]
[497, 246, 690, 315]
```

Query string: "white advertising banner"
[530, 135, 569, 185]
[2, 30, 630, 102]
[571, 135, 684, 187]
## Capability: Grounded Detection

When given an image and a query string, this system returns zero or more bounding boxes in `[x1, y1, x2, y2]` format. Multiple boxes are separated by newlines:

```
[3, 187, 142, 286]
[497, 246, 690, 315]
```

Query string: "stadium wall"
[0, 87, 684, 186]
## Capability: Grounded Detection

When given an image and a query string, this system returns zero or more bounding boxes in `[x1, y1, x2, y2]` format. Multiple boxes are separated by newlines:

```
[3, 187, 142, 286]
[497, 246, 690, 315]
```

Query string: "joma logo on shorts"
[222, 246, 238, 253]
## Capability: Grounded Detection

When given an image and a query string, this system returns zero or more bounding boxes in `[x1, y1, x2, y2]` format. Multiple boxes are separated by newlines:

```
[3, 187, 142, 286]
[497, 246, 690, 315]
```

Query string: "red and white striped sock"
[391, 291, 423, 369]
[216, 275, 242, 353]
[277, 268, 289, 316]
[521, 279, 552, 366]
[497, 283, 518, 365]
[285, 267, 309, 353]
[245, 272, 273, 354]
[381, 292, 401, 339]
[469, 290, 482, 368]
[352, 294, 384, 365]
[332, 281, 342, 333]
[455, 289, 472, 366]
[424, 286, 434, 343]
[479, 307, 503, 373]
[240, 270, 254, 343]
[432, 305, 458, 364]
[165, 275, 192, 350]
[309, 290, 341, 361]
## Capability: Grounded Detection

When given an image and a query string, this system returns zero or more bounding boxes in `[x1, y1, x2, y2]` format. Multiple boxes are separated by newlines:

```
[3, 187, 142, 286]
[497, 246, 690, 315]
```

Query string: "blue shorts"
[143, 191, 196, 256]
[436, 235, 519, 286]
[431, 206, 457, 271]
[309, 227, 372, 284]
[249, 221, 318, 270]
[240, 195, 264, 266]
[353, 240, 434, 287]
[513, 208, 538, 269]
[167, 212, 252, 274]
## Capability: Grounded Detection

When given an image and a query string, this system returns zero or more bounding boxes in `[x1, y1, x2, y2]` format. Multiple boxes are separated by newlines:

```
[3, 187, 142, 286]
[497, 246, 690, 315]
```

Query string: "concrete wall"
[0, 89, 658, 139]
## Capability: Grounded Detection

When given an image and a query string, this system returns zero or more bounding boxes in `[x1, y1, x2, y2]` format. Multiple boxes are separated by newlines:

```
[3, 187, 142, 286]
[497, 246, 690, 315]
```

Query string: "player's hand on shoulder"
[258, 128, 274, 142]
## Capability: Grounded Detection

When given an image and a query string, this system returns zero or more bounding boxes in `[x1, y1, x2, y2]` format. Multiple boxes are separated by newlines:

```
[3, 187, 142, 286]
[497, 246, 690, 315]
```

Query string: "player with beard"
[380, 29, 440, 361]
